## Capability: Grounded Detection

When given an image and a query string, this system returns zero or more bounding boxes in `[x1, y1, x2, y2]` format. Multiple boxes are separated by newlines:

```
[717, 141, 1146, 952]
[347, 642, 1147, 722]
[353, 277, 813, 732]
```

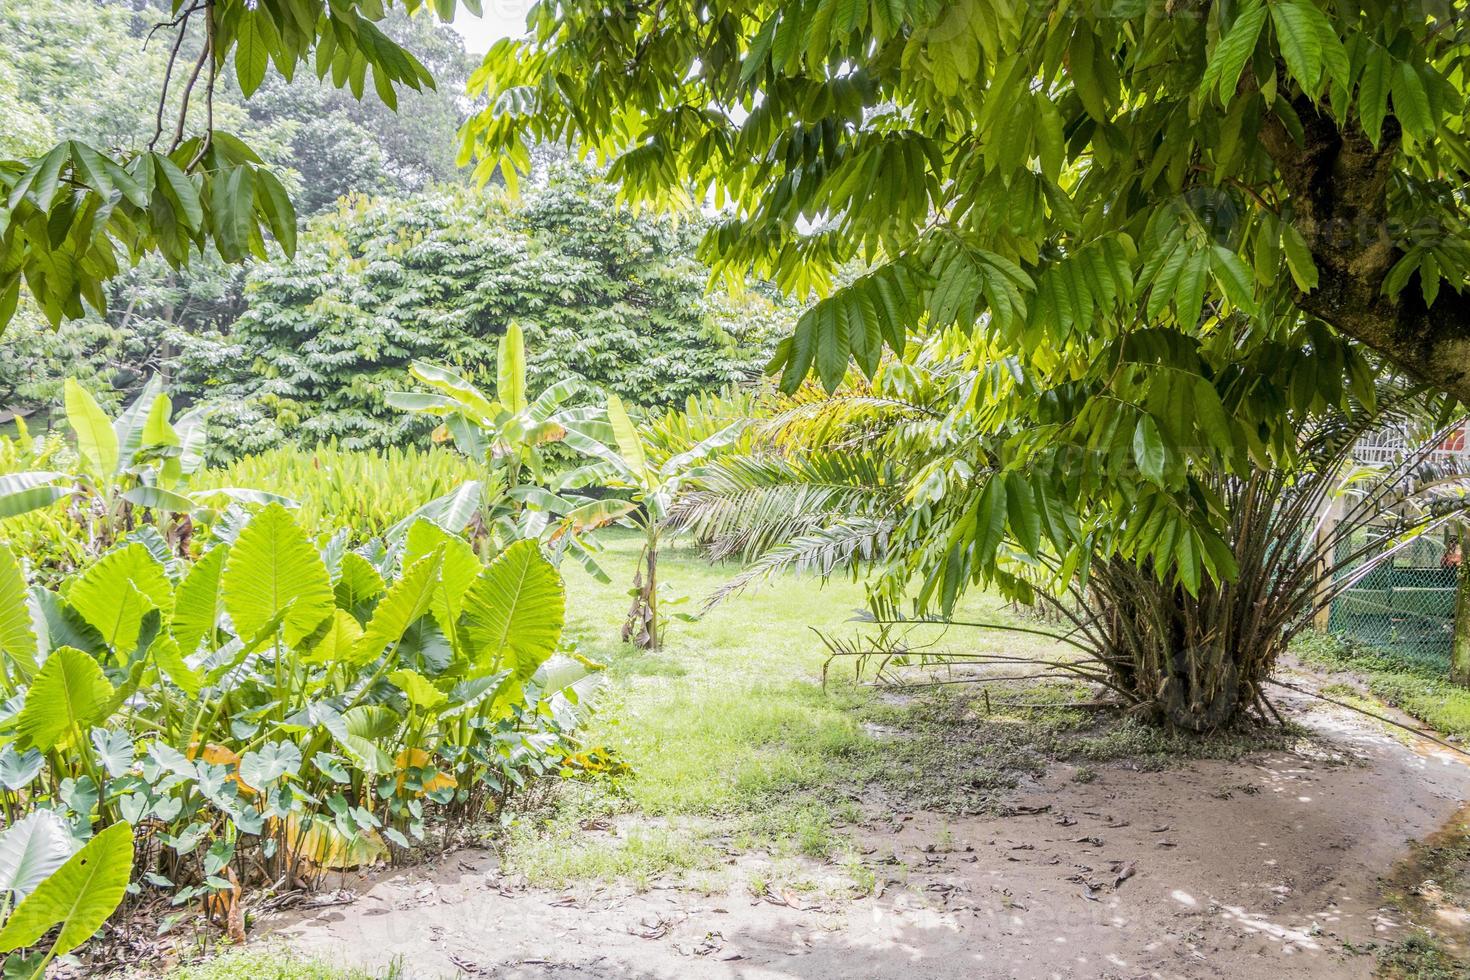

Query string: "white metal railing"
[1353, 425, 1470, 470]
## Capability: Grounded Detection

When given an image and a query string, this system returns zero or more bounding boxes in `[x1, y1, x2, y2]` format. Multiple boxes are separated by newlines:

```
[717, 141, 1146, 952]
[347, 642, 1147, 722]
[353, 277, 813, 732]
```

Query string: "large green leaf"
[334, 552, 386, 612]
[0, 472, 71, 519]
[606, 395, 648, 484]
[0, 821, 133, 959]
[64, 544, 173, 652]
[221, 503, 333, 647]
[497, 321, 527, 415]
[112, 374, 163, 470]
[171, 544, 228, 655]
[351, 551, 443, 666]
[403, 520, 481, 640]
[62, 379, 118, 477]
[457, 540, 565, 678]
[0, 545, 38, 678]
[0, 811, 79, 901]
[305, 609, 365, 665]
[384, 482, 484, 544]
[16, 647, 115, 753]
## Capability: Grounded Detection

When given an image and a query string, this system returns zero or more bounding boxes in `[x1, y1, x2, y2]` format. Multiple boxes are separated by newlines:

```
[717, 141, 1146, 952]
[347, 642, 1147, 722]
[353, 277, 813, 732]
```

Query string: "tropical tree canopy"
[453, 0, 1470, 596]
[0, 0, 468, 330]
[465, 0, 1470, 395]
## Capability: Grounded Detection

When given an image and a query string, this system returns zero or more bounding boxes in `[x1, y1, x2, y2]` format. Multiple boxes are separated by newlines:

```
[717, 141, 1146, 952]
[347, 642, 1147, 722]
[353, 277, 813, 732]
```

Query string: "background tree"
[189, 169, 789, 455]
[0, 0, 477, 419]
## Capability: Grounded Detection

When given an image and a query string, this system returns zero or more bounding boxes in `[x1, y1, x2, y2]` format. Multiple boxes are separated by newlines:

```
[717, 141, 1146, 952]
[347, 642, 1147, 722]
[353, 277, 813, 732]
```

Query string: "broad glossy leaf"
[0, 545, 37, 677]
[0, 811, 79, 901]
[171, 544, 228, 656]
[497, 321, 527, 414]
[458, 539, 564, 678]
[221, 503, 333, 647]
[352, 551, 443, 666]
[63, 379, 118, 477]
[0, 472, 70, 519]
[16, 647, 114, 753]
[403, 520, 480, 638]
[65, 544, 173, 652]
[307, 609, 366, 665]
[238, 741, 302, 791]
[606, 395, 648, 483]
[0, 821, 133, 957]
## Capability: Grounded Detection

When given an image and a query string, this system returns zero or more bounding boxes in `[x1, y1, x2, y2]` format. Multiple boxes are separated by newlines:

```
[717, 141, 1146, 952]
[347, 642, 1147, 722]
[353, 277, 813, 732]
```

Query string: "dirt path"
[263, 690, 1470, 979]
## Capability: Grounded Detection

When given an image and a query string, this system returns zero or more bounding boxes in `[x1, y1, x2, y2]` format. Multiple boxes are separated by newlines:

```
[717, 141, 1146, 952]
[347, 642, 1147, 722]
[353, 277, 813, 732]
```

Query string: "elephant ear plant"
[0, 500, 599, 954]
[0, 820, 133, 979]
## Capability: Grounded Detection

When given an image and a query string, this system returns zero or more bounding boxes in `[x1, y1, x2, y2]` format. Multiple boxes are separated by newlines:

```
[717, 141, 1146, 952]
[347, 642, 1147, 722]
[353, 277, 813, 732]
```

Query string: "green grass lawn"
[503, 529, 1073, 889]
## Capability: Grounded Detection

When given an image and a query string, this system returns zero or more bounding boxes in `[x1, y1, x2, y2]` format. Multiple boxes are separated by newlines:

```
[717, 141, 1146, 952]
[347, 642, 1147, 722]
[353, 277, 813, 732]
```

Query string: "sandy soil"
[262, 688, 1470, 979]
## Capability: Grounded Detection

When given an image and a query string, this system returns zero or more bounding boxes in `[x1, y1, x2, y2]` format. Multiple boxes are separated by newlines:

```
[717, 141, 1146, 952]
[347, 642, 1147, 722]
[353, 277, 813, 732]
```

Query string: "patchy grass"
[503, 532, 1079, 885]
[165, 948, 400, 980]
[1376, 935, 1466, 980]
[1292, 632, 1470, 739]
[1374, 802, 1470, 978]
[504, 532, 1303, 889]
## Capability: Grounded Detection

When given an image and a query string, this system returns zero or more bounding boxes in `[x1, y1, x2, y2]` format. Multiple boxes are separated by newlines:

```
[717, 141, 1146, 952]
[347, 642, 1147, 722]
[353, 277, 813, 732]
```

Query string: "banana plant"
[386, 322, 609, 577]
[386, 322, 588, 494]
[559, 395, 745, 649]
[0, 378, 211, 554]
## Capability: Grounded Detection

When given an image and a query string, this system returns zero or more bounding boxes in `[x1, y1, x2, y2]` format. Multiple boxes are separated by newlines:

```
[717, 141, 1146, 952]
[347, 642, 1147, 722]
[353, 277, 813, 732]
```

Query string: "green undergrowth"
[501, 532, 1306, 890]
[165, 949, 401, 980]
[1376, 806, 1470, 978]
[1293, 633, 1470, 739]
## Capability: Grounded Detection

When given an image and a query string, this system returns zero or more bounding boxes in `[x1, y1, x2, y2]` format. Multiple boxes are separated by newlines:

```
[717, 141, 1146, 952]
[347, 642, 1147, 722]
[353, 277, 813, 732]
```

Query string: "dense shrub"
[192, 169, 790, 457]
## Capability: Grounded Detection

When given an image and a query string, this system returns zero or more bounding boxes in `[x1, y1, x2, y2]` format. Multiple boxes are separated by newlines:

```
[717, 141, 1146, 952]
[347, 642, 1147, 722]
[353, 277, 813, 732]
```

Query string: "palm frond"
[702, 517, 896, 608]
[669, 451, 900, 562]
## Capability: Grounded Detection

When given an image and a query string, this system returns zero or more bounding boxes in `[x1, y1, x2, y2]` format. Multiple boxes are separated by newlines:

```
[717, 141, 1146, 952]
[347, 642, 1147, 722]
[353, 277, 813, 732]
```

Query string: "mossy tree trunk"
[1452, 525, 1470, 687]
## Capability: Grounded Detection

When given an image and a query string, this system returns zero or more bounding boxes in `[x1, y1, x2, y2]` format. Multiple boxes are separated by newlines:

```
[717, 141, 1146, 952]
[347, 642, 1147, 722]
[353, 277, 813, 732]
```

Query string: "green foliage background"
[184, 170, 788, 456]
[0, 1, 789, 454]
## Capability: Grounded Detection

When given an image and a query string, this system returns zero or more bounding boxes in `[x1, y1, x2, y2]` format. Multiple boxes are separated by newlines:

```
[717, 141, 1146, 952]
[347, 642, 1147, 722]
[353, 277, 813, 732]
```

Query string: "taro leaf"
[350, 551, 442, 667]
[0, 546, 37, 678]
[387, 668, 446, 711]
[0, 821, 133, 958]
[334, 551, 386, 616]
[170, 543, 228, 657]
[313, 753, 350, 783]
[457, 539, 564, 679]
[305, 609, 363, 665]
[0, 747, 43, 791]
[148, 633, 203, 698]
[221, 503, 333, 647]
[29, 588, 106, 659]
[398, 617, 452, 675]
[237, 741, 302, 792]
[203, 839, 234, 877]
[58, 777, 98, 824]
[89, 728, 134, 778]
[64, 543, 173, 652]
[0, 810, 80, 900]
[16, 647, 114, 753]
[403, 519, 481, 638]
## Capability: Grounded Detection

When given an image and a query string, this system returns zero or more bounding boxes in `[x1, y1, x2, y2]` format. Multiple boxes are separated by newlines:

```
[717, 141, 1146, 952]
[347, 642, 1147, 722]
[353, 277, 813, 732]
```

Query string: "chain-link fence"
[1328, 528, 1462, 669]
